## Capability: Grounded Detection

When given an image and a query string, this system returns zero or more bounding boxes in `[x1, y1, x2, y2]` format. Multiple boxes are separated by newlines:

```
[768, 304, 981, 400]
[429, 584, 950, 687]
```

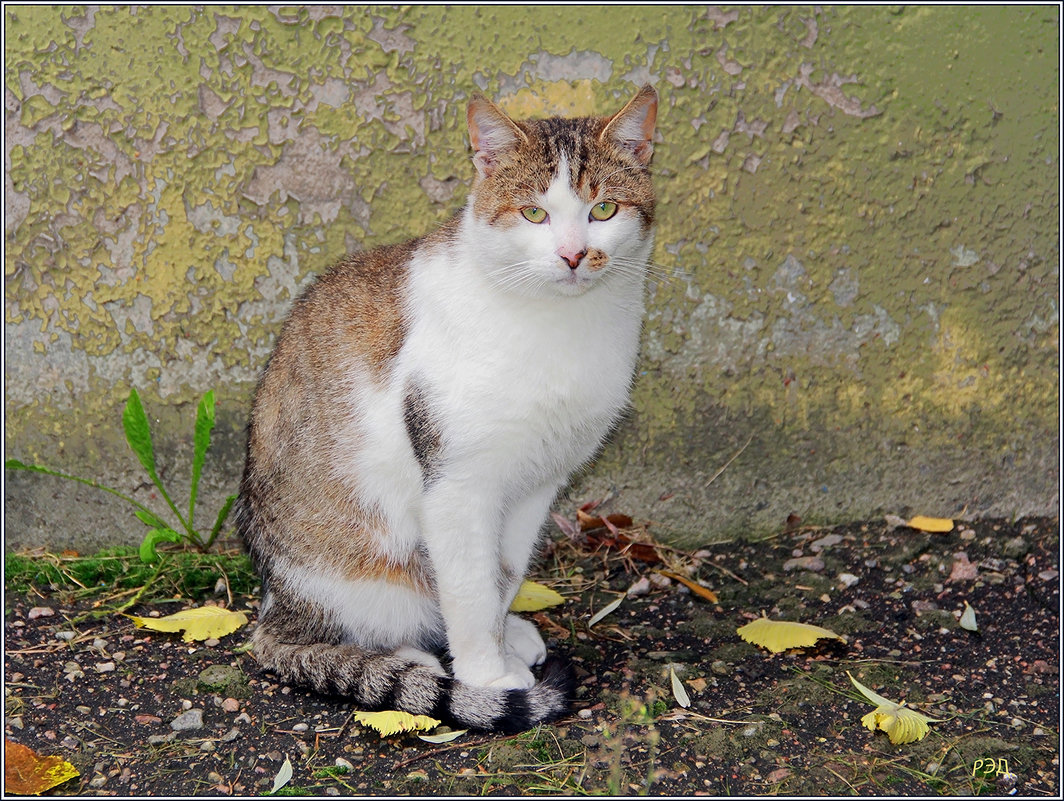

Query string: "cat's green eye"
[521, 207, 548, 224]
[590, 201, 618, 221]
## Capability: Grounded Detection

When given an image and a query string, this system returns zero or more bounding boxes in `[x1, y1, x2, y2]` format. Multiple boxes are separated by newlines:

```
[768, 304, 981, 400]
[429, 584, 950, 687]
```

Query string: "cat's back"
[278, 239, 415, 376]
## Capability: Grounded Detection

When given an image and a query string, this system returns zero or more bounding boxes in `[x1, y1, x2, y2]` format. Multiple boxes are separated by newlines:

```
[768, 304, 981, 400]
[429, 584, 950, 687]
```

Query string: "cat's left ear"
[468, 95, 528, 179]
[601, 84, 658, 165]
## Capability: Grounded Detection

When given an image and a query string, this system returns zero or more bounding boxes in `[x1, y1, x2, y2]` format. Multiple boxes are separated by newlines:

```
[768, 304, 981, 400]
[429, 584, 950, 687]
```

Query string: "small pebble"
[221, 728, 242, 742]
[577, 708, 593, 719]
[147, 733, 176, 745]
[335, 758, 354, 771]
[648, 572, 672, 589]
[627, 576, 651, 597]
[95, 662, 116, 673]
[201, 740, 216, 752]
[222, 697, 240, 713]
[1002, 536, 1029, 559]
[783, 556, 824, 573]
[171, 709, 204, 731]
[293, 722, 309, 732]
[55, 631, 77, 641]
[28, 606, 55, 619]
[837, 572, 860, 588]
[810, 534, 843, 552]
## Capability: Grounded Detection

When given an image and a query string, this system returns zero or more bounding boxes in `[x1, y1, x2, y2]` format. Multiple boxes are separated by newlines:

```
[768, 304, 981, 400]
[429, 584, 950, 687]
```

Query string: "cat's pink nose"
[558, 248, 587, 269]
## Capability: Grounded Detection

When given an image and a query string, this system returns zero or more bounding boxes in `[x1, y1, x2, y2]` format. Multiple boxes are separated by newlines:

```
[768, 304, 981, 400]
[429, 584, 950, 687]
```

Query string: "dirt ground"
[4, 514, 1060, 797]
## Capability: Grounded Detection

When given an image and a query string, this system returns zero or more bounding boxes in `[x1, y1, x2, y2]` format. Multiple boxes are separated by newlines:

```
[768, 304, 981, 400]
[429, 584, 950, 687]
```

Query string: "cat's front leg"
[420, 488, 536, 690]
[498, 484, 558, 668]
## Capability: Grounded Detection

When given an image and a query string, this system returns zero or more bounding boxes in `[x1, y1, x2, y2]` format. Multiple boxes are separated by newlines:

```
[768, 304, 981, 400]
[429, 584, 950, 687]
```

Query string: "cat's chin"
[549, 272, 598, 297]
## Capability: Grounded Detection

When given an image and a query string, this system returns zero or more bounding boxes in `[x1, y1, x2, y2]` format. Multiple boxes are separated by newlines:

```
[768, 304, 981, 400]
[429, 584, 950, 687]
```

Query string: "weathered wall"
[4, 5, 1059, 551]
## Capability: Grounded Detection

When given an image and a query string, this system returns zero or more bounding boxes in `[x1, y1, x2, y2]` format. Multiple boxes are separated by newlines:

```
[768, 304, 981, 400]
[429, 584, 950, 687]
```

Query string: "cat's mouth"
[553, 270, 596, 295]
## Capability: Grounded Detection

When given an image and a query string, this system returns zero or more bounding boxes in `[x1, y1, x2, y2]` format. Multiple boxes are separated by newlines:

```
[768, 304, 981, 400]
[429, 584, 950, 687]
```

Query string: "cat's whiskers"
[606, 256, 684, 289]
[486, 259, 550, 294]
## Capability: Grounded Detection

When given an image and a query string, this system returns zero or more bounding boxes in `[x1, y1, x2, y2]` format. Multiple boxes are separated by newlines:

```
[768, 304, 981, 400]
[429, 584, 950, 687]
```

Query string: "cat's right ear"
[467, 95, 527, 179]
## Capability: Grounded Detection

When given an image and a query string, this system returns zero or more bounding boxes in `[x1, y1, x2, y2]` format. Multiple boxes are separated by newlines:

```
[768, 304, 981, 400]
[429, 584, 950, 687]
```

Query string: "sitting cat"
[236, 84, 658, 733]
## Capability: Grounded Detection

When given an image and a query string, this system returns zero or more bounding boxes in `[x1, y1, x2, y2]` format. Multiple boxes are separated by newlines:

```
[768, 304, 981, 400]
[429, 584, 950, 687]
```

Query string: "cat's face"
[466, 86, 657, 298]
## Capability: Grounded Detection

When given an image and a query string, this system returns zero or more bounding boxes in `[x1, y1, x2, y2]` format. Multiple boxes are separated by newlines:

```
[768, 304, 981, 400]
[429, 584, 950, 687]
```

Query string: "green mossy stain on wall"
[4, 5, 1057, 549]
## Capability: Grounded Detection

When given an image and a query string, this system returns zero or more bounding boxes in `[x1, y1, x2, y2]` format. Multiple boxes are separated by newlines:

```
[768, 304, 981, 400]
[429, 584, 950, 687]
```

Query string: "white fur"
[317, 163, 652, 689]
[282, 559, 444, 651]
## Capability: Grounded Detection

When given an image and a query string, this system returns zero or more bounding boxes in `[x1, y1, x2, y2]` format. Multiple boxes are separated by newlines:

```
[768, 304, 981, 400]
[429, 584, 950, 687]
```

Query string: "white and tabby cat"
[236, 85, 658, 733]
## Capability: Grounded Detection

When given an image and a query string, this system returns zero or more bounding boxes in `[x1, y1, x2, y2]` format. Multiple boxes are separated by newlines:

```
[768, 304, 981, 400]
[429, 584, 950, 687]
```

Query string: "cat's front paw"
[505, 614, 547, 667]
[453, 654, 535, 690]
[488, 659, 536, 691]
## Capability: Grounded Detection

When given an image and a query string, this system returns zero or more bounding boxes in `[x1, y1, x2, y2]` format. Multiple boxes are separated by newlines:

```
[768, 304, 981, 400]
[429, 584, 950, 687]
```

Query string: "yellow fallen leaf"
[907, 515, 954, 533]
[509, 580, 565, 612]
[848, 671, 941, 745]
[125, 606, 248, 643]
[354, 710, 441, 737]
[4, 738, 80, 795]
[736, 617, 845, 654]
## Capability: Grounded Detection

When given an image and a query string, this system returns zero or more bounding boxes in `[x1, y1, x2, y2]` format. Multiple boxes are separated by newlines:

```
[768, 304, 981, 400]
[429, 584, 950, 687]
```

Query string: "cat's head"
[465, 85, 657, 298]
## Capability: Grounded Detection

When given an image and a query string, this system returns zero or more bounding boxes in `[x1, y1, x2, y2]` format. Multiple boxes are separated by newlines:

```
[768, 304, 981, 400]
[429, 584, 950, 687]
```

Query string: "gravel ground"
[4, 515, 1060, 796]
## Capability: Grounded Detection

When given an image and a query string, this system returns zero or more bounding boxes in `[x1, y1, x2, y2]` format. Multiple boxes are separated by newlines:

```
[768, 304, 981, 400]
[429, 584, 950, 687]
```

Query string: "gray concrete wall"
[4, 6, 1059, 552]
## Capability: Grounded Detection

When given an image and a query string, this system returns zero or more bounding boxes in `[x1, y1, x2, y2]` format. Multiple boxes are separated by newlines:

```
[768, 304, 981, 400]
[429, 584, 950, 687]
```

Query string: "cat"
[236, 84, 658, 733]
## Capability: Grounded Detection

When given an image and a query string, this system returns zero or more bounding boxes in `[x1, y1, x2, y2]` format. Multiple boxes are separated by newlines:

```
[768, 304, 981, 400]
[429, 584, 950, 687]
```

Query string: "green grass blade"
[134, 508, 169, 529]
[205, 493, 238, 548]
[189, 390, 216, 528]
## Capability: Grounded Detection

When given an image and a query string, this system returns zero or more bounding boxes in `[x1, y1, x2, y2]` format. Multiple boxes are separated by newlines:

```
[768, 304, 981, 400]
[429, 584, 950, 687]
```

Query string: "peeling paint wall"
[5, 5, 1059, 550]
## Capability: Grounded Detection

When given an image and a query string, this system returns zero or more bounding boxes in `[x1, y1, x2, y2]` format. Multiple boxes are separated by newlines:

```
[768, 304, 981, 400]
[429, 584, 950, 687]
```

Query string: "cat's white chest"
[401, 243, 643, 487]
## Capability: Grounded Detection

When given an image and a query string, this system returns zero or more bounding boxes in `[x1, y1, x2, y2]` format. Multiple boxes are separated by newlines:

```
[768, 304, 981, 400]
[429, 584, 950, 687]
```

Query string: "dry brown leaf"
[4, 739, 80, 795]
[577, 509, 634, 532]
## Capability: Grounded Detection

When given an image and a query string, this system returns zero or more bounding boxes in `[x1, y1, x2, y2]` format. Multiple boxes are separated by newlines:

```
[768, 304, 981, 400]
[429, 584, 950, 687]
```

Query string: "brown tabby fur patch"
[472, 112, 655, 231]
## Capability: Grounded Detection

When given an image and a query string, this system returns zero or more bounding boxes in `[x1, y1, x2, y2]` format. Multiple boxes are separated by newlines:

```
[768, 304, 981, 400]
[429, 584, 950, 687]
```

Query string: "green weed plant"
[6, 388, 237, 563]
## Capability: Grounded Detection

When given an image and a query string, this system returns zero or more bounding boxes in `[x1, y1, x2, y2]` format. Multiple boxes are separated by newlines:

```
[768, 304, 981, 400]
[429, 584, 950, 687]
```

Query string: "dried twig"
[704, 434, 753, 488]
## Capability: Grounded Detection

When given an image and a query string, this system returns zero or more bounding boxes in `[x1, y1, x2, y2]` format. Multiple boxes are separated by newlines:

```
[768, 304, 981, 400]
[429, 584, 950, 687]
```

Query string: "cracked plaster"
[3, 5, 1058, 550]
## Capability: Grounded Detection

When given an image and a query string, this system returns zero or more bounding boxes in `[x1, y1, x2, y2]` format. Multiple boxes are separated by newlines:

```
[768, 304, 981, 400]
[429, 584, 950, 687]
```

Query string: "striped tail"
[251, 629, 574, 734]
